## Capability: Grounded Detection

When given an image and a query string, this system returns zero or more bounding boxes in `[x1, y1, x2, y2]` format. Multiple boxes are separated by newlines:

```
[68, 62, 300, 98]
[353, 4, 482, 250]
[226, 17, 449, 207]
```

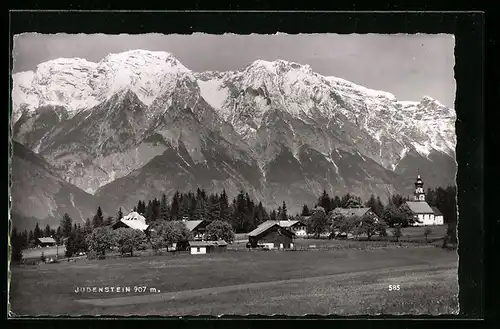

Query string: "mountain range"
[10, 49, 457, 228]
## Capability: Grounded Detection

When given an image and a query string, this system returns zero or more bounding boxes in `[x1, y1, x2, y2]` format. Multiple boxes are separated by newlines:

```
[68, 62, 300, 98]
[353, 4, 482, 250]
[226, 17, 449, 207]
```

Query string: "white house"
[189, 240, 228, 255]
[278, 220, 308, 237]
[111, 212, 149, 231]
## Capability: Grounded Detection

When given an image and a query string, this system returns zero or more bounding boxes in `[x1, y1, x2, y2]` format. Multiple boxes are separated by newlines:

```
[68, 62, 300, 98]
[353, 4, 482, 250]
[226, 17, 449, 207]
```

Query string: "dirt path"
[75, 263, 455, 307]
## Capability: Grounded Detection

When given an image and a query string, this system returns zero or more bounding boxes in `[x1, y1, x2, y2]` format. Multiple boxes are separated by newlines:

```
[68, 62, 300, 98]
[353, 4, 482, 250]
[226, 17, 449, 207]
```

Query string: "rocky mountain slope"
[11, 50, 456, 215]
[10, 140, 99, 230]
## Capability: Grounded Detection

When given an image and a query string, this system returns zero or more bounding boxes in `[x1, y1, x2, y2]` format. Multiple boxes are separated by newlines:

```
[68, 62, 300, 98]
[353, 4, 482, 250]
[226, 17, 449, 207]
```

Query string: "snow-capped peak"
[12, 49, 192, 118]
[246, 59, 312, 75]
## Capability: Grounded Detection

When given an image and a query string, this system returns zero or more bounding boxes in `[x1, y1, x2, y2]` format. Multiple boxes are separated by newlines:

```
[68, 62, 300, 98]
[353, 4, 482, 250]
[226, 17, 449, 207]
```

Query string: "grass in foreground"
[10, 246, 458, 316]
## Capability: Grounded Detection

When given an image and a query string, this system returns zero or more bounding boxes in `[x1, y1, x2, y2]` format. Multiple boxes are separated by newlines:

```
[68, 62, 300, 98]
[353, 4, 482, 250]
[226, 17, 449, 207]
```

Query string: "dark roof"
[248, 221, 279, 237]
[335, 207, 372, 218]
[431, 207, 443, 216]
[279, 220, 306, 228]
[189, 240, 227, 247]
[38, 237, 56, 243]
[248, 221, 295, 238]
[406, 201, 434, 214]
[173, 220, 205, 232]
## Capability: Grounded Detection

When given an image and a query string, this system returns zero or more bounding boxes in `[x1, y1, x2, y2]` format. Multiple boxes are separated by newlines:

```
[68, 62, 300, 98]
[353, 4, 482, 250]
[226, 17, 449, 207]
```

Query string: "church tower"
[414, 172, 425, 201]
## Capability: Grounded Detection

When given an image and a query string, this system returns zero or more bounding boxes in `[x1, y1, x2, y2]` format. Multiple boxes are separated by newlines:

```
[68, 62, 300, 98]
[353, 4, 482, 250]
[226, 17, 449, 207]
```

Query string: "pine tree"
[145, 201, 154, 224]
[207, 194, 221, 222]
[219, 190, 231, 222]
[104, 216, 114, 226]
[365, 194, 377, 215]
[159, 194, 170, 221]
[301, 204, 310, 216]
[270, 210, 277, 221]
[55, 227, 62, 244]
[340, 193, 352, 208]
[170, 192, 180, 221]
[152, 198, 160, 221]
[92, 207, 104, 228]
[193, 197, 207, 221]
[44, 224, 52, 237]
[116, 207, 124, 221]
[333, 196, 341, 209]
[34, 223, 42, 241]
[28, 230, 35, 247]
[375, 196, 385, 217]
[317, 190, 333, 213]
[280, 201, 288, 220]
[84, 218, 93, 235]
[21, 229, 29, 249]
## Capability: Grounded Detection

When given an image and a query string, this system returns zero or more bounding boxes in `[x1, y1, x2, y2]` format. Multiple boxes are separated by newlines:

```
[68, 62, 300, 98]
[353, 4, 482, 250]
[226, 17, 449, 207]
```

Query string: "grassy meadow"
[10, 241, 458, 316]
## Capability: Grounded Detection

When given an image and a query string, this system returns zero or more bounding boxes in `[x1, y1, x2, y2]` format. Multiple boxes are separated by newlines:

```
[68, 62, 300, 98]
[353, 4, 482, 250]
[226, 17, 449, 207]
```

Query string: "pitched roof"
[431, 206, 443, 216]
[405, 201, 435, 214]
[248, 221, 295, 237]
[38, 237, 56, 243]
[335, 207, 371, 218]
[189, 240, 227, 247]
[117, 212, 149, 230]
[173, 220, 205, 231]
[248, 221, 280, 237]
[278, 220, 306, 228]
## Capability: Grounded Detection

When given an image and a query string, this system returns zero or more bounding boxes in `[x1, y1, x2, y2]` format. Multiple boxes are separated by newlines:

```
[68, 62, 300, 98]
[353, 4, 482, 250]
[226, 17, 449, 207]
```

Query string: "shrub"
[86, 227, 116, 259]
[205, 220, 235, 242]
[114, 228, 147, 257]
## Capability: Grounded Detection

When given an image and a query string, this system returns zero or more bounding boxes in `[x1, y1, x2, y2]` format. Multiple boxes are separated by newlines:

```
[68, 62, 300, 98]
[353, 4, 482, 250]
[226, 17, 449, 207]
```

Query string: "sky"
[12, 33, 456, 108]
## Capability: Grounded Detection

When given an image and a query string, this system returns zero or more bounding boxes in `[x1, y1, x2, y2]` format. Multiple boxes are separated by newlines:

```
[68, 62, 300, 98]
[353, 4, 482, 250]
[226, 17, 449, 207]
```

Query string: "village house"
[277, 220, 308, 237]
[37, 237, 56, 247]
[333, 207, 379, 221]
[188, 240, 228, 255]
[176, 219, 208, 241]
[405, 174, 444, 226]
[248, 221, 295, 250]
[111, 211, 150, 232]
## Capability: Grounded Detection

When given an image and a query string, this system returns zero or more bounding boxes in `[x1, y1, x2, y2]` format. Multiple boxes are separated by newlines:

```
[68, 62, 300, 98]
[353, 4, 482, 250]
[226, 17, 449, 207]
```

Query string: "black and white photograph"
[9, 31, 459, 316]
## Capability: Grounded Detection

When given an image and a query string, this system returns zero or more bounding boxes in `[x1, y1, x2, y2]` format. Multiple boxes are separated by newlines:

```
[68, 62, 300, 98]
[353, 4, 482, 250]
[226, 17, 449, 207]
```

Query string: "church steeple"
[414, 171, 425, 201]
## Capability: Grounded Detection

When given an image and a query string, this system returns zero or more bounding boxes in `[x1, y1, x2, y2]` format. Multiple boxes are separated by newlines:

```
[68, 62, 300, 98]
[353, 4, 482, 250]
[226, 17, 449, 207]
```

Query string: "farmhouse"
[278, 220, 308, 237]
[111, 212, 149, 232]
[334, 207, 379, 221]
[37, 237, 56, 247]
[404, 174, 444, 226]
[248, 221, 295, 250]
[189, 240, 228, 255]
[176, 219, 208, 240]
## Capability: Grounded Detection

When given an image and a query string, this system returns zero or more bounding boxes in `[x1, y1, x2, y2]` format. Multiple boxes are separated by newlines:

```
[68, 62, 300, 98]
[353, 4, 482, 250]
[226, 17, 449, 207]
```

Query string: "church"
[405, 174, 445, 226]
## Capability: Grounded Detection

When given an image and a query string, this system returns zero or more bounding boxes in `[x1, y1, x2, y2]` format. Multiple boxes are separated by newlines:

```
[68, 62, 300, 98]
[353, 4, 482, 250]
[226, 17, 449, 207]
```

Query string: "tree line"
[10, 185, 457, 261]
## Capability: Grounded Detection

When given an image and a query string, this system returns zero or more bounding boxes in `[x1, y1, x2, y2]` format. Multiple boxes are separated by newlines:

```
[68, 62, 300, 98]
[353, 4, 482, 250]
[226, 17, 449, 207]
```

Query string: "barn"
[189, 240, 228, 255]
[248, 222, 295, 250]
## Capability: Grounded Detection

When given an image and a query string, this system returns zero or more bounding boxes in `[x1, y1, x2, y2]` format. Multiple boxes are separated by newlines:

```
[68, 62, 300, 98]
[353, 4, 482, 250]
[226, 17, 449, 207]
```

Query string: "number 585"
[389, 284, 401, 291]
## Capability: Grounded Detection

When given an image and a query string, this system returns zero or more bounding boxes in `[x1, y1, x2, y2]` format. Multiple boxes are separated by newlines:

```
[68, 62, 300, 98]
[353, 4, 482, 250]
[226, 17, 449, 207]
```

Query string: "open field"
[21, 246, 67, 260]
[10, 245, 458, 316]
